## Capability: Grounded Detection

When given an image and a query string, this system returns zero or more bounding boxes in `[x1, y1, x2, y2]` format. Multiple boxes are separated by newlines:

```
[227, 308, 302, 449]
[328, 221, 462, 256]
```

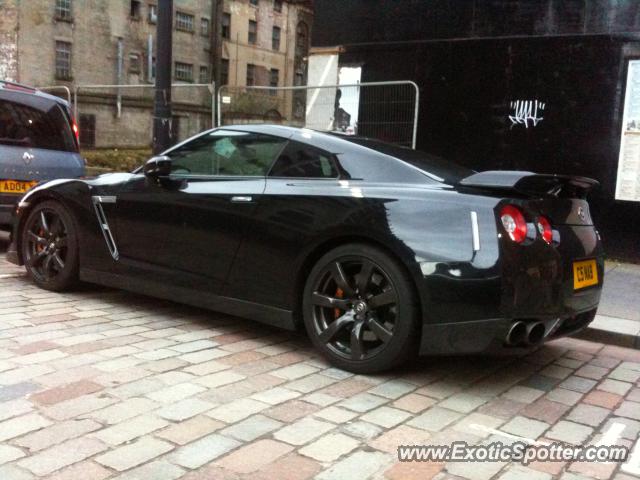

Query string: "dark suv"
[0, 81, 84, 228]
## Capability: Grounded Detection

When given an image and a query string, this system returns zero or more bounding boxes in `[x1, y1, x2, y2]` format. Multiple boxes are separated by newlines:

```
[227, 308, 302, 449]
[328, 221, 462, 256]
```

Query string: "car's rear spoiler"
[458, 171, 599, 198]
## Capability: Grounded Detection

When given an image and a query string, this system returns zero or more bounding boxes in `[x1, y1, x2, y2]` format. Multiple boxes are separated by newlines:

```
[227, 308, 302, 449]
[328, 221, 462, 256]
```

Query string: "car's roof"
[0, 81, 70, 108]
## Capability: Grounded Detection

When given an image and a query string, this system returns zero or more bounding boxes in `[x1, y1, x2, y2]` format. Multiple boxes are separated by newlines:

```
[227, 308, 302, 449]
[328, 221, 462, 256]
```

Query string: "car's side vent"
[91, 195, 119, 261]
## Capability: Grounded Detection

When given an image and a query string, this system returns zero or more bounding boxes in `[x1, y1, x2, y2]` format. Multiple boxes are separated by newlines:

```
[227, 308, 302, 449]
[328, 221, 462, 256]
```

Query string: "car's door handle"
[230, 196, 253, 203]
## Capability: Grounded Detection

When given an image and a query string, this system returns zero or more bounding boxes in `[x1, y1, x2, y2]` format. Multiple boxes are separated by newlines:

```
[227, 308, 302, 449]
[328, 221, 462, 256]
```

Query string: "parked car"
[0, 81, 84, 229]
[6, 125, 603, 373]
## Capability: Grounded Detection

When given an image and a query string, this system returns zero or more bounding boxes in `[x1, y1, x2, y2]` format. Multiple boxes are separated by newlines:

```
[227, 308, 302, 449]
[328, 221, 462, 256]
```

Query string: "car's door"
[113, 129, 289, 295]
[226, 138, 344, 307]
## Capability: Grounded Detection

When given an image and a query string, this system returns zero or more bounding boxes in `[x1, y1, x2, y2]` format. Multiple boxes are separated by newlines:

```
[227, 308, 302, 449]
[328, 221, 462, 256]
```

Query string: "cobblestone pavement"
[1, 238, 640, 480]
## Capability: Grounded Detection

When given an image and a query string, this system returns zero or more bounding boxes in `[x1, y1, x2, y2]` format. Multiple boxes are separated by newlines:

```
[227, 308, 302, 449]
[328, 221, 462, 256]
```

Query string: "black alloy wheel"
[22, 201, 79, 291]
[303, 244, 418, 373]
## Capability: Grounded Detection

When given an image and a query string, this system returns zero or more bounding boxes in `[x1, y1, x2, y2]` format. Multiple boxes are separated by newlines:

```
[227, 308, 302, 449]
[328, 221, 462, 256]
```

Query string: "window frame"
[200, 17, 210, 37]
[269, 68, 279, 88]
[174, 61, 194, 82]
[165, 129, 290, 179]
[248, 19, 257, 45]
[148, 4, 157, 23]
[55, 41, 73, 80]
[55, 0, 73, 22]
[175, 11, 195, 32]
[221, 12, 231, 39]
[274, 0, 283, 13]
[272, 26, 281, 51]
[246, 63, 255, 86]
[220, 58, 230, 85]
[267, 140, 341, 180]
[199, 65, 209, 83]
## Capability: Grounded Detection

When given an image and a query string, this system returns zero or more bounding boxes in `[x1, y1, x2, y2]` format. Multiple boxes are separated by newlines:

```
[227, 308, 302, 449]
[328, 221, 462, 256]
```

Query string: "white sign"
[509, 100, 545, 128]
[221, 96, 231, 104]
[615, 60, 640, 201]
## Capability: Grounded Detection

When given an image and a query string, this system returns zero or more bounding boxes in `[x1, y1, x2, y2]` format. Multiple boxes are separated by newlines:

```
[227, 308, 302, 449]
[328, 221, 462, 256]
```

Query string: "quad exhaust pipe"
[506, 321, 546, 347]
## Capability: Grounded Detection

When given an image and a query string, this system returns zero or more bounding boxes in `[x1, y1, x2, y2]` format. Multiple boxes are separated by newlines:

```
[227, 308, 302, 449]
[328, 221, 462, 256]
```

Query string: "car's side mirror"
[143, 155, 172, 178]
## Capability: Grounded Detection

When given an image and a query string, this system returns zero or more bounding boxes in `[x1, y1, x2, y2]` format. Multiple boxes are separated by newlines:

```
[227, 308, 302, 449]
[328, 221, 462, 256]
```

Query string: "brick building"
[0, 0, 313, 148]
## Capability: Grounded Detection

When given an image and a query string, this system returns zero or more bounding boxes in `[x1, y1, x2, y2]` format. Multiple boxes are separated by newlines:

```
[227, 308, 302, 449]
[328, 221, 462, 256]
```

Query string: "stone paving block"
[271, 363, 319, 380]
[338, 392, 388, 412]
[250, 453, 322, 480]
[194, 370, 246, 388]
[109, 377, 165, 399]
[453, 412, 505, 438]
[14, 418, 102, 451]
[0, 399, 33, 421]
[207, 398, 269, 423]
[0, 444, 25, 465]
[546, 420, 594, 444]
[407, 407, 464, 432]
[146, 382, 206, 403]
[156, 415, 223, 445]
[598, 378, 632, 396]
[30, 380, 103, 406]
[96, 436, 173, 471]
[367, 380, 416, 399]
[316, 450, 391, 480]
[446, 460, 507, 480]
[559, 376, 598, 394]
[170, 433, 240, 469]
[217, 439, 294, 474]
[545, 388, 583, 406]
[383, 460, 444, 480]
[361, 406, 412, 428]
[501, 416, 550, 439]
[369, 424, 432, 453]
[609, 366, 640, 382]
[18, 437, 107, 476]
[314, 405, 359, 423]
[92, 414, 168, 445]
[600, 416, 640, 441]
[303, 392, 341, 407]
[575, 364, 609, 380]
[502, 385, 546, 403]
[299, 433, 360, 462]
[221, 414, 283, 442]
[112, 460, 184, 480]
[439, 392, 488, 413]
[566, 403, 610, 427]
[415, 381, 462, 399]
[583, 390, 622, 409]
[0, 413, 51, 442]
[522, 398, 570, 424]
[614, 400, 640, 421]
[273, 417, 335, 445]
[499, 465, 552, 480]
[250, 386, 301, 405]
[42, 461, 112, 480]
[87, 397, 158, 425]
[540, 364, 574, 380]
[157, 398, 215, 421]
[0, 382, 40, 402]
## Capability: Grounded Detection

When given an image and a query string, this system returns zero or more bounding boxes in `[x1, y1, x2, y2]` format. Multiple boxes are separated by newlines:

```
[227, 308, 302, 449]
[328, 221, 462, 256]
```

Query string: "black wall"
[313, 0, 640, 261]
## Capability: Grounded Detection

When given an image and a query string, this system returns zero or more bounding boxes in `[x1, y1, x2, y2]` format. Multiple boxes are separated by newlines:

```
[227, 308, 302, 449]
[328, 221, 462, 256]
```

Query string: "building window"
[250, 0, 258, 6]
[270, 68, 279, 88]
[220, 58, 229, 85]
[272, 26, 281, 51]
[274, 0, 282, 12]
[222, 13, 231, 39]
[200, 65, 209, 83]
[55, 0, 72, 21]
[129, 53, 141, 73]
[79, 114, 96, 148]
[248, 20, 257, 44]
[295, 21, 309, 59]
[246, 63, 255, 86]
[130, 0, 141, 19]
[55, 41, 72, 80]
[148, 4, 157, 23]
[175, 62, 193, 82]
[176, 11, 194, 32]
[201, 17, 210, 36]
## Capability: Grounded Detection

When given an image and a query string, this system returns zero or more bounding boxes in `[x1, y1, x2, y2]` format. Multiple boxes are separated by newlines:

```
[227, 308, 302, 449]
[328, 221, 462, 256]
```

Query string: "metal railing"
[35, 85, 72, 104]
[218, 81, 420, 148]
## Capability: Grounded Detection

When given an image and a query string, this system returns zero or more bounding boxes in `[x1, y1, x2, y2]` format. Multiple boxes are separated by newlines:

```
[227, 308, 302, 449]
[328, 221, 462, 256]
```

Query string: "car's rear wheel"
[303, 244, 418, 373]
[21, 201, 79, 291]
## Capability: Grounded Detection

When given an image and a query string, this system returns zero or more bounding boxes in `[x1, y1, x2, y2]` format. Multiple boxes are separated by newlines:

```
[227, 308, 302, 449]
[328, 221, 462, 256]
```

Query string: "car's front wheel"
[303, 244, 418, 373]
[21, 200, 79, 291]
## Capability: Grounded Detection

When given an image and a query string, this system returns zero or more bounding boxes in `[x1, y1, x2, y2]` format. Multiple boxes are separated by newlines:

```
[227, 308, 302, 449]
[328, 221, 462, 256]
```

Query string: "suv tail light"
[500, 205, 527, 243]
[71, 119, 79, 143]
[537, 216, 553, 244]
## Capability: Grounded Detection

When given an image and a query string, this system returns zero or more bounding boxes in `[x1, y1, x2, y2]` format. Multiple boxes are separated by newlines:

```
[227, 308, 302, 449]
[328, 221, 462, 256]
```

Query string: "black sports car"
[6, 125, 603, 373]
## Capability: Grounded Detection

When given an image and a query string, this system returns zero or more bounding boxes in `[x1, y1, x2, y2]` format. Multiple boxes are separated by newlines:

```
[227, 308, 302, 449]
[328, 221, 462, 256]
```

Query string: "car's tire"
[21, 200, 79, 291]
[303, 243, 419, 373]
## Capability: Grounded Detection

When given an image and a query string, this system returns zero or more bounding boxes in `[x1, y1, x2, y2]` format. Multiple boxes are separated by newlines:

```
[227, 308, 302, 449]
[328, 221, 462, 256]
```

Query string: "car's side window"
[268, 141, 338, 178]
[168, 130, 287, 177]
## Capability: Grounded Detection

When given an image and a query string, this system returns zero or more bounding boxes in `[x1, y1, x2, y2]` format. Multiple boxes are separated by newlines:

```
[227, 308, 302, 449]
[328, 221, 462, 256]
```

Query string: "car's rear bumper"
[0, 200, 16, 227]
[418, 307, 597, 355]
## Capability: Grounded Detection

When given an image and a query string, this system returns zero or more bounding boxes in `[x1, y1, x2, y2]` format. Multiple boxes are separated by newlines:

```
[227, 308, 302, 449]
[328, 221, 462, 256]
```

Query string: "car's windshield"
[336, 136, 475, 183]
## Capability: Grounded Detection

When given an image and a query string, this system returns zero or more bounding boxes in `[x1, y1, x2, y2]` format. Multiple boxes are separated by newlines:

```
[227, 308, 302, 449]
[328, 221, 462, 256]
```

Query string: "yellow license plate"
[0, 179, 38, 194]
[573, 259, 599, 290]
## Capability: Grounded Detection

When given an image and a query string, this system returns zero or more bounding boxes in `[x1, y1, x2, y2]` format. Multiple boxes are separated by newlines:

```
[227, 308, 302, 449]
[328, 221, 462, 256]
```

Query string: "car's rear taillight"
[500, 205, 527, 243]
[72, 120, 79, 142]
[537, 216, 553, 244]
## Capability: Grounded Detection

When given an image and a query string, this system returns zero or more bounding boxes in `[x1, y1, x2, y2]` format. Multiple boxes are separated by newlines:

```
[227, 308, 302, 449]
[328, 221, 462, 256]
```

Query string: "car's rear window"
[0, 98, 77, 152]
[336, 136, 475, 183]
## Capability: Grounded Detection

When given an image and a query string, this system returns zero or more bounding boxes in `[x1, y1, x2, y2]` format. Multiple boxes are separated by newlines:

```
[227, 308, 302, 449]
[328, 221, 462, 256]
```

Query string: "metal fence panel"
[218, 81, 419, 148]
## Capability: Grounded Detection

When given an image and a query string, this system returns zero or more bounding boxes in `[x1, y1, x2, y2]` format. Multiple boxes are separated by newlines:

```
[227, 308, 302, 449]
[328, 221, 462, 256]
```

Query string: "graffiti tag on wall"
[509, 100, 545, 128]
